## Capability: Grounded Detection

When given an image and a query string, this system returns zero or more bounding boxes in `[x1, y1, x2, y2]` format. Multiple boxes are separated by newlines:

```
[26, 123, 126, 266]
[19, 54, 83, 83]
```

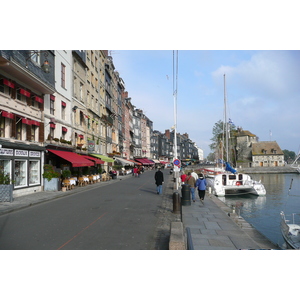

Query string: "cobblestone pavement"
[154, 176, 181, 250]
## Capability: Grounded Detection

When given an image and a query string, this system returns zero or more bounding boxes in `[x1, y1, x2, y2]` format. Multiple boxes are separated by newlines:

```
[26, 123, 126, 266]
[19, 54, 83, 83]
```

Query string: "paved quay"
[181, 192, 280, 250]
[0, 175, 133, 216]
[1, 170, 280, 250]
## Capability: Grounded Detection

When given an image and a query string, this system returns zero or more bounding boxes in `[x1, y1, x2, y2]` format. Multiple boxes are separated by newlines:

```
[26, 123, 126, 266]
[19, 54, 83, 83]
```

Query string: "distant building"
[251, 141, 284, 167]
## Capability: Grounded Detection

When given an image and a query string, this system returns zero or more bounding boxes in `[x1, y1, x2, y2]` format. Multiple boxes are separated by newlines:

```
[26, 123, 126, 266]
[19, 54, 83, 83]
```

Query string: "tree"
[209, 119, 237, 162]
[282, 150, 296, 163]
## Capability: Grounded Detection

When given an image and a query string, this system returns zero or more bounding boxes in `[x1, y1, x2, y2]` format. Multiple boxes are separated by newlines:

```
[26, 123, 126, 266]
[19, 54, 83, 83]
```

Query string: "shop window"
[29, 160, 40, 185]
[14, 160, 27, 187]
[0, 159, 12, 181]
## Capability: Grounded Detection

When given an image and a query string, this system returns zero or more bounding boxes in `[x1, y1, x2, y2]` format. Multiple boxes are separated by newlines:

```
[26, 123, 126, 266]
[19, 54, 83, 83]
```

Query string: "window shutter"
[11, 115, 16, 138]
[39, 122, 44, 142]
[26, 123, 31, 140]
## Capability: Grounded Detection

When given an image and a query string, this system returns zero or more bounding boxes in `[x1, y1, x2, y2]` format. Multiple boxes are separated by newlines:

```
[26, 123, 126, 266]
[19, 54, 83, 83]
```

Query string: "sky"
[6, 2, 299, 160]
[111, 50, 300, 158]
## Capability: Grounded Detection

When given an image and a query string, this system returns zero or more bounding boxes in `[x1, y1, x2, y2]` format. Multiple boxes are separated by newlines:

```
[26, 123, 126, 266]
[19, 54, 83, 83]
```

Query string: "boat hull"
[280, 211, 300, 249]
[207, 173, 266, 197]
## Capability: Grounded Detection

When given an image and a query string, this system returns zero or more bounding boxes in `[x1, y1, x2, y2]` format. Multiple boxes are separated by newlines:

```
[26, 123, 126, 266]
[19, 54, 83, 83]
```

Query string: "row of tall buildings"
[0, 50, 202, 197]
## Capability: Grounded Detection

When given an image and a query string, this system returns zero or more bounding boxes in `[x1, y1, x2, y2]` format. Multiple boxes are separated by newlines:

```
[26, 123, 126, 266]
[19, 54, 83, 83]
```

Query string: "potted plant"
[62, 169, 71, 179]
[43, 164, 61, 191]
[0, 166, 14, 202]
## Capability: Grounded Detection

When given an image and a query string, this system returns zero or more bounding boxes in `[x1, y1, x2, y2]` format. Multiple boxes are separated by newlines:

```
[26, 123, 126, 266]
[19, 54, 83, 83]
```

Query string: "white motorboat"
[207, 171, 266, 196]
[280, 211, 300, 249]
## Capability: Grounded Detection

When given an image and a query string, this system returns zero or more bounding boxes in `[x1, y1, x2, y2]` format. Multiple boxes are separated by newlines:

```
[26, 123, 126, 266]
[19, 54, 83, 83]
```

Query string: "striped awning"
[114, 157, 134, 166]
[90, 154, 114, 163]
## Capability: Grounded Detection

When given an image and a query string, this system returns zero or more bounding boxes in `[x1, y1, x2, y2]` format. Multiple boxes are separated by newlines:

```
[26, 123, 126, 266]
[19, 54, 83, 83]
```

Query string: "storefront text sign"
[29, 151, 41, 157]
[0, 148, 14, 156]
[15, 150, 28, 157]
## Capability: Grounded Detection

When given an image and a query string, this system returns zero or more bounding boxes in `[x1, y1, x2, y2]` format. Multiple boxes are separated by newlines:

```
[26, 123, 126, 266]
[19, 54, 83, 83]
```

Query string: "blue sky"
[111, 50, 300, 158]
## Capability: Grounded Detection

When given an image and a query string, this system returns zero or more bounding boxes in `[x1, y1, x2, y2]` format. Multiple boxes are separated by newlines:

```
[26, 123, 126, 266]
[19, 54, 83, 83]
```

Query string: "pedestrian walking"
[154, 167, 164, 195]
[180, 172, 187, 186]
[180, 171, 186, 186]
[195, 173, 207, 203]
[185, 172, 196, 202]
[191, 169, 198, 181]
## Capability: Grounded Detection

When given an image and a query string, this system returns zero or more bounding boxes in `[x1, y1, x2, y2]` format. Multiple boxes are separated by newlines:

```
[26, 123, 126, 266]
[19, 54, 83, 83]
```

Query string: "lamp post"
[173, 50, 179, 190]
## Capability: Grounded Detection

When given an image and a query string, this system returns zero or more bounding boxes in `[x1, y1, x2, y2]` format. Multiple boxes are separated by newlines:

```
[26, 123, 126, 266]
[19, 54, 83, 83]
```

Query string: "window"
[0, 115, 5, 137]
[14, 160, 27, 187]
[50, 127, 55, 139]
[80, 82, 83, 101]
[16, 90, 26, 103]
[0, 159, 11, 181]
[0, 81, 4, 93]
[29, 160, 40, 185]
[29, 124, 36, 141]
[61, 102, 66, 120]
[50, 99, 55, 115]
[16, 117, 22, 140]
[30, 51, 40, 65]
[61, 63, 66, 88]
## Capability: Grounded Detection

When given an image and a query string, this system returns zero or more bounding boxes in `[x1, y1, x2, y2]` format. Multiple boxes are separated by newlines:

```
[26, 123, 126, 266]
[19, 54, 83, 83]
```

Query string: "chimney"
[165, 129, 170, 139]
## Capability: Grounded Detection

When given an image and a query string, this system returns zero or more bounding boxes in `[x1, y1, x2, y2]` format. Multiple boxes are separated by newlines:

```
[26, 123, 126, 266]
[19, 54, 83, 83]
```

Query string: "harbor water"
[217, 173, 300, 249]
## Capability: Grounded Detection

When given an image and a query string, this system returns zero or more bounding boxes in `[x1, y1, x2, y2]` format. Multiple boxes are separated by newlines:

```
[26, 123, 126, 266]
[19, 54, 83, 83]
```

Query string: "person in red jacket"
[180, 172, 187, 186]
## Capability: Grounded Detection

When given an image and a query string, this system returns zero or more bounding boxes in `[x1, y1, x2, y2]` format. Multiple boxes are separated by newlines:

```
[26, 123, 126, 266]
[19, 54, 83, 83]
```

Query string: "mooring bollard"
[181, 184, 191, 206]
[173, 192, 181, 214]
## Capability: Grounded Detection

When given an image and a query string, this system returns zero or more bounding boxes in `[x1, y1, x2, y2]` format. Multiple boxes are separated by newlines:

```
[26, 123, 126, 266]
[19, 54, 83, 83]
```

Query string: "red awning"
[19, 89, 31, 97]
[62, 126, 68, 132]
[22, 118, 32, 125]
[80, 155, 104, 165]
[2, 111, 14, 119]
[50, 123, 56, 128]
[134, 158, 155, 165]
[3, 79, 15, 88]
[33, 96, 44, 103]
[31, 120, 40, 126]
[128, 159, 142, 165]
[61, 101, 66, 107]
[50, 95, 55, 101]
[78, 134, 84, 139]
[48, 149, 94, 167]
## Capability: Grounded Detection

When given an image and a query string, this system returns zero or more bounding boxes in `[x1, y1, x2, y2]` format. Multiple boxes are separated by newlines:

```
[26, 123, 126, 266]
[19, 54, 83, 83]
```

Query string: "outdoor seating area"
[61, 173, 112, 191]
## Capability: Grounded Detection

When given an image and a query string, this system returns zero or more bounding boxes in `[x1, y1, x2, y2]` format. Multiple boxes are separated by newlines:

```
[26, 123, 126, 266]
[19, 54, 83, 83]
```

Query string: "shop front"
[0, 140, 45, 197]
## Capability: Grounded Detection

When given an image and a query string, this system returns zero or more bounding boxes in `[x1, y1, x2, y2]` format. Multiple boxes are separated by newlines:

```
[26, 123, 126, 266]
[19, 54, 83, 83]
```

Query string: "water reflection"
[217, 174, 300, 249]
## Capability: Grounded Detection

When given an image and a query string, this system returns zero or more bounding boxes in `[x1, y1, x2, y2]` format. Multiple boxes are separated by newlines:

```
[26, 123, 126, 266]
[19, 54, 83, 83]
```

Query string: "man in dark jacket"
[154, 167, 164, 194]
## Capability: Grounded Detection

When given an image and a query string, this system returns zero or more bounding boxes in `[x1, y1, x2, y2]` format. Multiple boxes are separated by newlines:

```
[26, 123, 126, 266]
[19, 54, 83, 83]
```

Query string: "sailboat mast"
[224, 74, 229, 162]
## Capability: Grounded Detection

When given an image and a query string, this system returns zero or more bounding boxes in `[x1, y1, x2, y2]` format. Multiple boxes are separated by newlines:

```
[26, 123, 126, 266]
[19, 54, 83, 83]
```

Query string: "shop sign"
[29, 151, 41, 158]
[88, 140, 95, 151]
[15, 150, 28, 157]
[0, 148, 14, 156]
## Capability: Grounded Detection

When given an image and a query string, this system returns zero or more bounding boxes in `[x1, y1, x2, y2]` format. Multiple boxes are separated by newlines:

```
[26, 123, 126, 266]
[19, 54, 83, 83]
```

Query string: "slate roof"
[252, 141, 284, 156]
